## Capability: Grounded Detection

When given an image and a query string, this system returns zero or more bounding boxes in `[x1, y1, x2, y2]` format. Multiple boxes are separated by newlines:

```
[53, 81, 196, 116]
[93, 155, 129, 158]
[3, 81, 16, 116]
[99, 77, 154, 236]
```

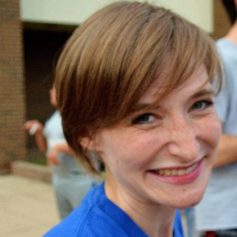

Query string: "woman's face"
[91, 66, 221, 209]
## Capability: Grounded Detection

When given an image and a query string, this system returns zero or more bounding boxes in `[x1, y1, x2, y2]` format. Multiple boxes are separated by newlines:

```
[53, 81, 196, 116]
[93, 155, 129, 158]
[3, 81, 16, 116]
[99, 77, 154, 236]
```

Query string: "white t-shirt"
[44, 111, 85, 177]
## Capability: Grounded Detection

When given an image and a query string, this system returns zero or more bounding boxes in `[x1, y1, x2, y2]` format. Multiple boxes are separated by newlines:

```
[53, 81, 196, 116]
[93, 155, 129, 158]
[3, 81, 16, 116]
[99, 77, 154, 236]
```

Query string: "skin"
[83, 66, 221, 237]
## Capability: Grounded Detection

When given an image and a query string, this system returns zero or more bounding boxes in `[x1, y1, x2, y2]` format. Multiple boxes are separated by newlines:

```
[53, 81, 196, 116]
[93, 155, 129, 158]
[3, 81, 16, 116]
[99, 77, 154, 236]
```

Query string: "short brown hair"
[55, 1, 221, 174]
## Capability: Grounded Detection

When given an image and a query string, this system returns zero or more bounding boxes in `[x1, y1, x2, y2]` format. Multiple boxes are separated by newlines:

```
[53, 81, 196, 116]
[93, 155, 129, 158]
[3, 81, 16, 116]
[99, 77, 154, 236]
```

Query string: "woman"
[45, 2, 222, 236]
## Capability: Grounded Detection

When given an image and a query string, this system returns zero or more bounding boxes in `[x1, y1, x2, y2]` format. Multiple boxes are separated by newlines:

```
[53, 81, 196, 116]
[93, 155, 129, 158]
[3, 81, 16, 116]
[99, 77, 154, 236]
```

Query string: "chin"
[169, 186, 207, 209]
[175, 196, 202, 209]
[175, 169, 212, 208]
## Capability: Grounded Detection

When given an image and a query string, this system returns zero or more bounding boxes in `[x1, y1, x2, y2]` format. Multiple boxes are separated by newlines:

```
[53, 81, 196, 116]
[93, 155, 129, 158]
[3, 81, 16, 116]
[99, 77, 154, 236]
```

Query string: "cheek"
[101, 131, 157, 169]
[200, 116, 221, 149]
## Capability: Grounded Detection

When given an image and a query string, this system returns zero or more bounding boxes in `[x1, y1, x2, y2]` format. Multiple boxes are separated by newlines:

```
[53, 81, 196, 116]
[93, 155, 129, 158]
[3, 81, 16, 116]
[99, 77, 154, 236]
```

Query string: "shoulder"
[44, 111, 60, 128]
[44, 184, 183, 237]
[216, 39, 237, 66]
[215, 39, 237, 96]
[43, 184, 97, 237]
[43, 183, 124, 237]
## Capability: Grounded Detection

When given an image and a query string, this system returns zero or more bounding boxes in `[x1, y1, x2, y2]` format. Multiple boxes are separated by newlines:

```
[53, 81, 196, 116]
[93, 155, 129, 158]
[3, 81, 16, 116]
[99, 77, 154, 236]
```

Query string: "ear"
[79, 135, 99, 151]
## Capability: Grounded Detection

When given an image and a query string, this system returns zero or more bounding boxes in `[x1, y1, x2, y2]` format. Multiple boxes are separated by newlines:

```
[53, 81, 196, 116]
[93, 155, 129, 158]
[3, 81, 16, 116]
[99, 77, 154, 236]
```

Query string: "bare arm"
[51, 143, 75, 155]
[46, 143, 75, 165]
[24, 120, 75, 166]
[214, 134, 237, 168]
[24, 120, 47, 153]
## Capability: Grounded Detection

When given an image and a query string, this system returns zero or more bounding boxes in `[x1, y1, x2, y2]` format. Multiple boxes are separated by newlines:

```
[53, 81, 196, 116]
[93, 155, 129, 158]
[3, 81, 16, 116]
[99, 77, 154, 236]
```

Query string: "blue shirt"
[44, 183, 184, 237]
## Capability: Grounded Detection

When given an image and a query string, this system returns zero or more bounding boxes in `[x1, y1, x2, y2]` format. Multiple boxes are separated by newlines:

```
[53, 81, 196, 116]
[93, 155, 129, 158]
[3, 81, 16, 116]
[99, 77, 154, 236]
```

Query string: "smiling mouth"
[150, 160, 202, 177]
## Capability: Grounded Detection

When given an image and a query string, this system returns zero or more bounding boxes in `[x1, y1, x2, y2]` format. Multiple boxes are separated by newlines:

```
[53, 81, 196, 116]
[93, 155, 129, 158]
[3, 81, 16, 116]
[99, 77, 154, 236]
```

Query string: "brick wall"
[0, 0, 26, 172]
[213, 0, 231, 39]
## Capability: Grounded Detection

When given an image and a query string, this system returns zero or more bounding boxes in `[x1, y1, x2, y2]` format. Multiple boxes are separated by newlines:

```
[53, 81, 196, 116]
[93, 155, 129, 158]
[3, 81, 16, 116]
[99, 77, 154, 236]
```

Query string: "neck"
[134, 206, 175, 237]
[105, 176, 175, 237]
[225, 21, 237, 45]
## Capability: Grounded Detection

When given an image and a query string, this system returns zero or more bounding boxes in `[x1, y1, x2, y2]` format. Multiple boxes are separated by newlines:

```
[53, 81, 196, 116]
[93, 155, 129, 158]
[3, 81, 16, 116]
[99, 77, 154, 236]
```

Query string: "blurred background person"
[24, 85, 100, 219]
[194, 0, 237, 236]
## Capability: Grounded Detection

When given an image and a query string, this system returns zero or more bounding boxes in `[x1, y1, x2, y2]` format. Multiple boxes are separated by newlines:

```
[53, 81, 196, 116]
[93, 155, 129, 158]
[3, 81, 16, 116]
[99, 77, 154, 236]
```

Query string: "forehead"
[139, 65, 209, 105]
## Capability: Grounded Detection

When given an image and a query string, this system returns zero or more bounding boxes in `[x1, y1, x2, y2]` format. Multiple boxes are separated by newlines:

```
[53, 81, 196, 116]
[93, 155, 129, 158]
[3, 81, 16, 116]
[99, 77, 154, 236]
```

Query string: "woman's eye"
[131, 113, 155, 125]
[191, 100, 213, 111]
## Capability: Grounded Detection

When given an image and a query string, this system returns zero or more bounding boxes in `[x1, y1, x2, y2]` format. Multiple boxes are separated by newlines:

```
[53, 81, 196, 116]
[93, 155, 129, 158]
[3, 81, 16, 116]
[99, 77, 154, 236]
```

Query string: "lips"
[148, 159, 203, 185]
[155, 161, 199, 177]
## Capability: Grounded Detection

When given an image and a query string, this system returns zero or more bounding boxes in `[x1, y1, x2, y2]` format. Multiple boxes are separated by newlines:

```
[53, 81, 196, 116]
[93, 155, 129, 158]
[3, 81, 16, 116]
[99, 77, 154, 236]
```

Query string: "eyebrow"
[190, 87, 215, 100]
[130, 103, 153, 114]
[131, 88, 215, 114]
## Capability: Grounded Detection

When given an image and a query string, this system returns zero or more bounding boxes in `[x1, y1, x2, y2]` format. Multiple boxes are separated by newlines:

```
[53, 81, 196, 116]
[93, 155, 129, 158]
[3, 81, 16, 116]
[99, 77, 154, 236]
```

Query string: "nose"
[166, 115, 200, 162]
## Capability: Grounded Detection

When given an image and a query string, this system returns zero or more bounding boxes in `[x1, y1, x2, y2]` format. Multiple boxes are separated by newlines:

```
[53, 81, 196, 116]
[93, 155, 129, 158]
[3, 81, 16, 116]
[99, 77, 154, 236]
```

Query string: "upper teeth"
[158, 163, 197, 176]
